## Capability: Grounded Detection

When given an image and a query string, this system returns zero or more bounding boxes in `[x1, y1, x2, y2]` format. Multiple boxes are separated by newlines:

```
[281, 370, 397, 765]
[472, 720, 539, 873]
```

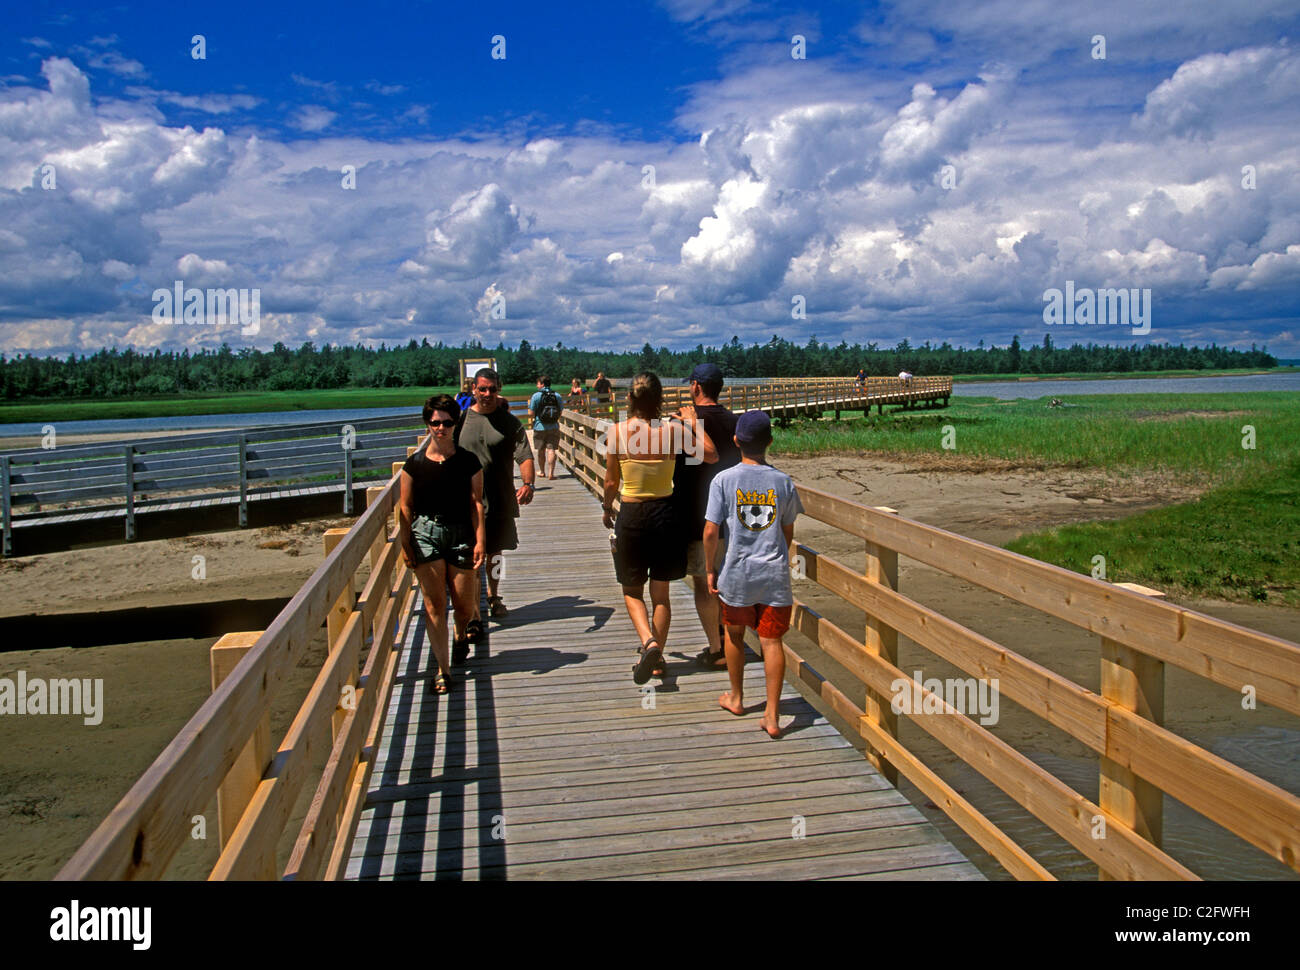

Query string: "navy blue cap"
[735, 410, 771, 443]
[686, 362, 723, 384]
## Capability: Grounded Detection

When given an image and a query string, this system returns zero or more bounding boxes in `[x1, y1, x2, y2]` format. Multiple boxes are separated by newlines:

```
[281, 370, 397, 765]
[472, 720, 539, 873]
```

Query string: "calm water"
[952, 371, 1300, 398]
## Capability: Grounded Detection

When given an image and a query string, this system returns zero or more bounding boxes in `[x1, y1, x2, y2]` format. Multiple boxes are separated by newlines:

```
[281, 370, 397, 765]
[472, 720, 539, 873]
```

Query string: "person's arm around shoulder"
[602, 422, 622, 529]
[678, 404, 718, 464]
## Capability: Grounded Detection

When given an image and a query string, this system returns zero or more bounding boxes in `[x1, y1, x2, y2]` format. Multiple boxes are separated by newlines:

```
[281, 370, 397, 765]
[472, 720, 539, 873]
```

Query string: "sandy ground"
[1, 456, 1296, 879]
[0, 429, 237, 452]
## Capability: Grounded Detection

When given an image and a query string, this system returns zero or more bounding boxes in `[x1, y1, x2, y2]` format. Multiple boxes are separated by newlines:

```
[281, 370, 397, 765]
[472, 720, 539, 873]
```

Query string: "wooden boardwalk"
[345, 471, 982, 880]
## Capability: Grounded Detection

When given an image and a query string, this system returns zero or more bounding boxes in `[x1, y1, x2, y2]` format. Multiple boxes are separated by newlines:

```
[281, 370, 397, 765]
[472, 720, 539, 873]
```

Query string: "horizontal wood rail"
[554, 389, 1300, 880]
[570, 375, 952, 422]
[2, 414, 428, 553]
[56, 434, 426, 880]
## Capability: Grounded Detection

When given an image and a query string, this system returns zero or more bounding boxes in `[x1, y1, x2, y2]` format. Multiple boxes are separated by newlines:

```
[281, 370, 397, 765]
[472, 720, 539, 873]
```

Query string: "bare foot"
[718, 691, 745, 716]
[759, 715, 782, 739]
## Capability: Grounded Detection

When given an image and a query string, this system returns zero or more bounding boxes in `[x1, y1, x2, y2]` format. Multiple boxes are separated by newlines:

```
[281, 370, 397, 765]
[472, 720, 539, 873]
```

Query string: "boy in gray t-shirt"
[704, 410, 803, 739]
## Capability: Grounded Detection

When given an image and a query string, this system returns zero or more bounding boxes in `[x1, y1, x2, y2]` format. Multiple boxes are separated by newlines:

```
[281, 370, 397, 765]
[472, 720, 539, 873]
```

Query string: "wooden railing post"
[863, 506, 900, 786]
[1099, 581, 1166, 879]
[237, 435, 248, 528]
[324, 528, 357, 740]
[1, 454, 12, 558]
[343, 432, 354, 516]
[123, 444, 136, 542]
[210, 631, 275, 877]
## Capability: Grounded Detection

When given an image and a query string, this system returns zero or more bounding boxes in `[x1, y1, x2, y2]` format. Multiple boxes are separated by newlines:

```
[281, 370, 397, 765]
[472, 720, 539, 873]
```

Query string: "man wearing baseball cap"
[702, 409, 803, 739]
[672, 362, 741, 669]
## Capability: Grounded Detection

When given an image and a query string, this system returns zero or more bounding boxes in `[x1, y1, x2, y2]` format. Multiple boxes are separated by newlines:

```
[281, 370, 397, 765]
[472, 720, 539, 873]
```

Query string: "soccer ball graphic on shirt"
[736, 487, 777, 532]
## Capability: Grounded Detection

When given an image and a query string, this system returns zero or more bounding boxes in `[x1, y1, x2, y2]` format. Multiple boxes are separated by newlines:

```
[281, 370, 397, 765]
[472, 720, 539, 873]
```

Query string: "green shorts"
[411, 516, 474, 570]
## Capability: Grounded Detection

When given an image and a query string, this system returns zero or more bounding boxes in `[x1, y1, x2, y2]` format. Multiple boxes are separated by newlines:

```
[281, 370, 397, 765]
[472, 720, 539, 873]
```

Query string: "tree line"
[0, 335, 1277, 401]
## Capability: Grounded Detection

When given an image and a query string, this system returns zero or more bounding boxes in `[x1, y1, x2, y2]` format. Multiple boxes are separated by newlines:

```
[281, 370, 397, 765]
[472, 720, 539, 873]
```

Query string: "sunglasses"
[428, 419, 456, 428]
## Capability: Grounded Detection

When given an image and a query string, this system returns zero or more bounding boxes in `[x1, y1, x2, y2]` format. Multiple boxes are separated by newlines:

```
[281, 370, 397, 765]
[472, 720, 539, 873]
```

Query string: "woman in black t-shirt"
[399, 394, 486, 694]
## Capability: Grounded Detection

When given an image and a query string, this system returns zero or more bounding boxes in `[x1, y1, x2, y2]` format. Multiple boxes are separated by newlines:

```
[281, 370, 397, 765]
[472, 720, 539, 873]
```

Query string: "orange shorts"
[721, 602, 792, 639]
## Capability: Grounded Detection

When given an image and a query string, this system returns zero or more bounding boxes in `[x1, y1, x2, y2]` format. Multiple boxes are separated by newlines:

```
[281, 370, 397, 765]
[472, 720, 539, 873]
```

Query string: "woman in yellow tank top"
[603, 372, 717, 683]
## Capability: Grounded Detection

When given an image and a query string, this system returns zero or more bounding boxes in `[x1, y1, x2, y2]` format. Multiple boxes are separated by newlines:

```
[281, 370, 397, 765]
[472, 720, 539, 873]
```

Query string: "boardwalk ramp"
[345, 472, 982, 880]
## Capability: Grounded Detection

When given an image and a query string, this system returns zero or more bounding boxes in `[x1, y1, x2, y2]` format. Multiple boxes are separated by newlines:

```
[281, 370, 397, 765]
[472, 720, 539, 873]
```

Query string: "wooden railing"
[573, 375, 952, 421]
[556, 404, 1300, 880]
[55, 439, 426, 881]
[0, 413, 428, 554]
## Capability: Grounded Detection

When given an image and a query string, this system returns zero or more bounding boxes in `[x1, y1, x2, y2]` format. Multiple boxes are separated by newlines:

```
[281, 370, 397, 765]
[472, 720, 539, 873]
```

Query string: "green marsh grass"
[772, 392, 1298, 484]
[774, 392, 1300, 604]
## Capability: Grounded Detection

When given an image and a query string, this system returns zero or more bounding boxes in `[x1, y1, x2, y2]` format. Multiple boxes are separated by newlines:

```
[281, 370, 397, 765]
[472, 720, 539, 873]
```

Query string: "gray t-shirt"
[455, 406, 534, 518]
[705, 462, 803, 607]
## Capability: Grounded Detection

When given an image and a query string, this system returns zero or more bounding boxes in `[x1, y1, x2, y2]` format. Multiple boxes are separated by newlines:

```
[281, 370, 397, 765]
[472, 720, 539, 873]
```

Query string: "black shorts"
[485, 509, 519, 554]
[612, 497, 686, 586]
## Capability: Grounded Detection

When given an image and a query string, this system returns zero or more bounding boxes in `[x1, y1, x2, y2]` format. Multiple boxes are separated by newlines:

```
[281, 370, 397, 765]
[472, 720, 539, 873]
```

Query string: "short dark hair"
[694, 375, 723, 400]
[539, 375, 551, 387]
[473, 367, 500, 387]
[423, 393, 460, 424]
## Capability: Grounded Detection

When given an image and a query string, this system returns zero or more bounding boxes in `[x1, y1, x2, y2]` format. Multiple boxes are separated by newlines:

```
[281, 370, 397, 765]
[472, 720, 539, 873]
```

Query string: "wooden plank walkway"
[345, 471, 982, 880]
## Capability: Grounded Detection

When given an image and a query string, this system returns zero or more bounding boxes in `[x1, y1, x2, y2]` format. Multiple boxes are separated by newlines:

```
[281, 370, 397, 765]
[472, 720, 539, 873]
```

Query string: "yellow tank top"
[619, 457, 675, 499]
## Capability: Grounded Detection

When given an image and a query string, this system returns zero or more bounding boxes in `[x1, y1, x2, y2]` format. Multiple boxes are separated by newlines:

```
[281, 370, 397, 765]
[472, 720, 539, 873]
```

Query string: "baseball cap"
[735, 410, 772, 443]
[685, 362, 723, 384]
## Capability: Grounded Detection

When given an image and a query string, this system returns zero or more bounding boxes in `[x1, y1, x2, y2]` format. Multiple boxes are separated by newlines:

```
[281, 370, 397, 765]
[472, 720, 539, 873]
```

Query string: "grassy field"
[0, 385, 541, 424]
[773, 392, 1296, 482]
[773, 392, 1299, 606]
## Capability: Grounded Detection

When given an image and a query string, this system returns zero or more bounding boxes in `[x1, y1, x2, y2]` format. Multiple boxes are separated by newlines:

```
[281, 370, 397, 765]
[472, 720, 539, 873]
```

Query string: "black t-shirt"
[593, 378, 612, 396]
[673, 404, 741, 538]
[401, 447, 481, 523]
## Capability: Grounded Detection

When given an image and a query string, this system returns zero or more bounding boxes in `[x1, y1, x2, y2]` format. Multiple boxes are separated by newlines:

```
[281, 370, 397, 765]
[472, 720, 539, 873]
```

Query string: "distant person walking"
[566, 377, 587, 410]
[671, 363, 741, 669]
[855, 367, 866, 387]
[399, 394, 486, 694]
[602, 372, 716, 684]
[704, 410, 803, 738]
[592, 371, 613, 416]
[528, 375, 564, 481]
[455, 379, 474, 413]
[455, 368, 536, 627]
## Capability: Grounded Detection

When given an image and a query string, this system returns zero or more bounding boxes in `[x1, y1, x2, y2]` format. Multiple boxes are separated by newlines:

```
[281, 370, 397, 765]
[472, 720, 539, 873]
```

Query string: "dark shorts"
[485, 509, 519, 554]
[613, 497, 686, 586]
[721, 602, 792, 639]
[536, 427, 560, 449]
[411, 515, 474, 570]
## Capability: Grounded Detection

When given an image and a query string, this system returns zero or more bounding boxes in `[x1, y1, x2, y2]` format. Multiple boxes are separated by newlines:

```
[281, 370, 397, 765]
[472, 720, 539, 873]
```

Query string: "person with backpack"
[528, 375, 564, 481]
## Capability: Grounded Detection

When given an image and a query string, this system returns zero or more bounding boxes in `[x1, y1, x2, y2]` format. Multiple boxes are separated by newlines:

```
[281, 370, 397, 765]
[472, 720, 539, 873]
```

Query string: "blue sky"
[2, 0, 1299, 357]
